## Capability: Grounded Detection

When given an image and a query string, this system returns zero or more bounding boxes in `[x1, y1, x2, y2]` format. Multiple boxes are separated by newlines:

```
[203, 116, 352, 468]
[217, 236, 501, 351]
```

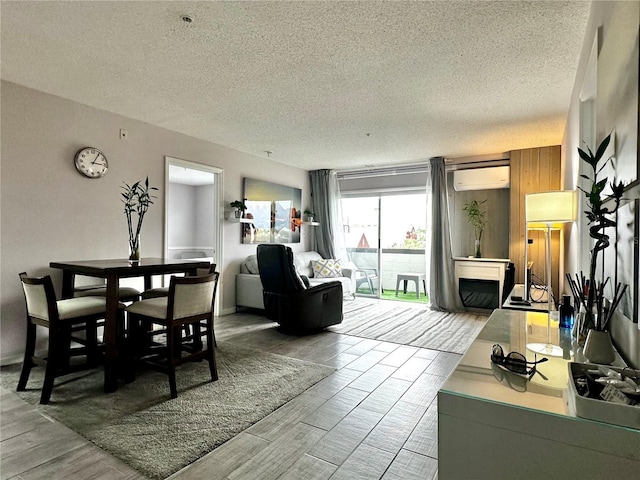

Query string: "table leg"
[60, 271, 75, 299]
[144, 274, 152, 291]
[104, 275, 119, 393]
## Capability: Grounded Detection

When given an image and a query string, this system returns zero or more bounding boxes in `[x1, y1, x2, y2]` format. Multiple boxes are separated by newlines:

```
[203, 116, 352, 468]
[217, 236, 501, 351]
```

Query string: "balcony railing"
[346, 248, 426, 294]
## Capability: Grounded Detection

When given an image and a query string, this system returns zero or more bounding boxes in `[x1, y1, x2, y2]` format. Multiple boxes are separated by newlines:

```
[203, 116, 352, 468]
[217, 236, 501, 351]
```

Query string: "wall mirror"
[242, 177, 302, 244]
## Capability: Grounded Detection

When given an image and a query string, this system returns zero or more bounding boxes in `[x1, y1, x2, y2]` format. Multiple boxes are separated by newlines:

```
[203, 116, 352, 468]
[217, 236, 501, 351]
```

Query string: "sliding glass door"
[341, 197, 380, 297]
[341, 193, 427, 301]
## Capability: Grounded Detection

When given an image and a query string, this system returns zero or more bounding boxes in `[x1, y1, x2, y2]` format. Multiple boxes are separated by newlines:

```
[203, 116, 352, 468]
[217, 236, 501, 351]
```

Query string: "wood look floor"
[1, 302, 458, 480]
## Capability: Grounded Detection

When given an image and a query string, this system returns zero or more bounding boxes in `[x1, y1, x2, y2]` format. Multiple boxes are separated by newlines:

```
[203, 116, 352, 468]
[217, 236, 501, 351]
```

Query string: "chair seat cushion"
[56, 296, 117, 320]
[142, 287, 169, 299]
[75, 286, 141, 300]
[126, 297, 168, 319]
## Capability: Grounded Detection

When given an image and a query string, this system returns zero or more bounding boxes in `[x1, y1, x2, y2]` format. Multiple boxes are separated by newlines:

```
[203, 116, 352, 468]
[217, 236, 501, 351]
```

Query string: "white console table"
[438, 309, 640, 479]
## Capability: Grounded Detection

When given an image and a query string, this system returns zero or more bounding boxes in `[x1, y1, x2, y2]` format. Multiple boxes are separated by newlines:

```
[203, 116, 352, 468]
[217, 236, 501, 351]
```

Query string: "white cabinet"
[438, 309, 640, 479]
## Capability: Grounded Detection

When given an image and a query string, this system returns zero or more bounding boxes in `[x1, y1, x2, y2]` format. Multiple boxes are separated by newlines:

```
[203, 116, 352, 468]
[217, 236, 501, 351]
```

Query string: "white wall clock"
[74, 147, 108, 178]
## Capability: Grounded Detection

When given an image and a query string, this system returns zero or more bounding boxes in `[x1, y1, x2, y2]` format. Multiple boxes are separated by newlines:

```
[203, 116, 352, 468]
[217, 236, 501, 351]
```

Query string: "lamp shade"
[525, 190, 578, 228]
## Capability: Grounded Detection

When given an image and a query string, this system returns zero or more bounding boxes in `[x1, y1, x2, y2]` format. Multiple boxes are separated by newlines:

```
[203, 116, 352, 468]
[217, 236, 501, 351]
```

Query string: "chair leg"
[206, 319, 218, 382]
[192, 323, 203, 352]
[85, 319, 99, 367]
[58, 323, 72, 369]
[17, 322, 36, 391]
[118, 311, 135, 383]
[40, 327, 62, 404]
[167, 325, 178, 399]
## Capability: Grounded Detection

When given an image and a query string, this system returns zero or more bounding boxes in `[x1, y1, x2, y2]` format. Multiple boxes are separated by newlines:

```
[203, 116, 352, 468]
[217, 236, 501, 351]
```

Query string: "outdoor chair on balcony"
[355, 268, 381, 295]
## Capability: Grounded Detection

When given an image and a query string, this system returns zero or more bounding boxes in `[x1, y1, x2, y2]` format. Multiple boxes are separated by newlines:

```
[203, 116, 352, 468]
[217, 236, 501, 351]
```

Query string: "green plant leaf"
[594, 133, 611, 163]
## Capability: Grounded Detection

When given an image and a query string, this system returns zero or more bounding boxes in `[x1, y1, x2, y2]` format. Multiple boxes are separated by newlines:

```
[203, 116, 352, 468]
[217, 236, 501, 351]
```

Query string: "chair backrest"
[167, 272, 219, 320]
[256, 244, 306, 294]
[19, 272, 58, 323]
[193, 263, 217, 277]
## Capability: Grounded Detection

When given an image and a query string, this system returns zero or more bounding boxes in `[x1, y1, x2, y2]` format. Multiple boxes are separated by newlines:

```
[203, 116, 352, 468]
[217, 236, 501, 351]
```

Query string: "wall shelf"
[301, 221, 320, 226]
[227, 215, 253, 223]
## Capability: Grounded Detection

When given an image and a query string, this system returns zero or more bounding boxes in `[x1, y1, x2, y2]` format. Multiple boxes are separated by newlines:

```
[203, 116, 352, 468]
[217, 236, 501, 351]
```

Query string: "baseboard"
[220, 306, 239, 316]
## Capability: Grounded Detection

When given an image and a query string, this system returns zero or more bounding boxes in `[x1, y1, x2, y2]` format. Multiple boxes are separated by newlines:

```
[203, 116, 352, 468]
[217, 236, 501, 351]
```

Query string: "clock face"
[74, 147, 108, 178]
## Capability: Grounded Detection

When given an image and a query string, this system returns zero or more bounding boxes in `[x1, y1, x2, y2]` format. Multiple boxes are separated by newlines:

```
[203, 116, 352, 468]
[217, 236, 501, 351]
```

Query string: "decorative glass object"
[129, 234, 141, 264]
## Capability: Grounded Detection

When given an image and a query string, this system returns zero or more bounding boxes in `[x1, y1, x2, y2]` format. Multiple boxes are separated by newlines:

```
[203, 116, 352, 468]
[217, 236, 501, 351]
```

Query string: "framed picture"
[242, 178, 302, 244]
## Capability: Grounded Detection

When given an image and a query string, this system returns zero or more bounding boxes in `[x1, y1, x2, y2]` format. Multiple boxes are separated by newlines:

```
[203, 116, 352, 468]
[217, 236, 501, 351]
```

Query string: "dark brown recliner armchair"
[257, 244, 343, 332]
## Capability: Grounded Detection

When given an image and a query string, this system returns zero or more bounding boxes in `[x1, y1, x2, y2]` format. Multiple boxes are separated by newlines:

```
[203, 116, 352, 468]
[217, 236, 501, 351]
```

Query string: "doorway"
[164, 157, 223, 309]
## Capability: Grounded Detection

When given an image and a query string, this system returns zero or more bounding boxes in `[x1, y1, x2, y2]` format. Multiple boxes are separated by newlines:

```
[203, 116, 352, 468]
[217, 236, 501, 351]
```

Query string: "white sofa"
[236, 251, 356, 310]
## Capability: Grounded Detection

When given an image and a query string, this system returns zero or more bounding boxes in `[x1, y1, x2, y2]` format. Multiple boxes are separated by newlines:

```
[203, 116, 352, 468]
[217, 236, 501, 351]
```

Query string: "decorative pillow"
[244, 256, 259, 274]
[312, 259, 342, 278]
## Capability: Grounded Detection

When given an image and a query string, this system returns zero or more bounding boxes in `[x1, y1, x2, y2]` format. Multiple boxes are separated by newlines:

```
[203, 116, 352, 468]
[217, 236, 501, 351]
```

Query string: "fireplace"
[453, 258, 512, 310]
[458, 278, 499, 309]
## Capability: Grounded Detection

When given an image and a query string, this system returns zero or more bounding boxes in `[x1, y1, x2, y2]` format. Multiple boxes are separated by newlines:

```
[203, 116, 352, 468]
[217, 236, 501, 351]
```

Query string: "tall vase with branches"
[463, 199, 487, 258]
[567, 133, 627, 344]
[121, 177, 158, 263]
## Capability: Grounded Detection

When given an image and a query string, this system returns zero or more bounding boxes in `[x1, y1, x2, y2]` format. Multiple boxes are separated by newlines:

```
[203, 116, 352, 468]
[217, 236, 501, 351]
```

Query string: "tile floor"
[1, 304, 460, 479]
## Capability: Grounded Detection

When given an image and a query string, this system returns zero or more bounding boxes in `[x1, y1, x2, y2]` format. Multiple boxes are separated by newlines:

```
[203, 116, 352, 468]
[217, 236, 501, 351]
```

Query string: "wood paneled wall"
[509, 146, 562, 302]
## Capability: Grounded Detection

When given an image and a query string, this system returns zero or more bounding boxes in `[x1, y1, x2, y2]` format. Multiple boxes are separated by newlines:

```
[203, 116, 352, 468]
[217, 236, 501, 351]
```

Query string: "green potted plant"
[566, 133, 627, 362]
[463, 199, 487, 258]
[303, 208, 315, 222]
[121, 177, 158, 263]
[230, 200, 247, 218]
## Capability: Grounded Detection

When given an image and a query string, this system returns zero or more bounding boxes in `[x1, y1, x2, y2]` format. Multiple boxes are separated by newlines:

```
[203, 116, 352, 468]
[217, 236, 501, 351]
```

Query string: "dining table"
[50, 257, 213, 392]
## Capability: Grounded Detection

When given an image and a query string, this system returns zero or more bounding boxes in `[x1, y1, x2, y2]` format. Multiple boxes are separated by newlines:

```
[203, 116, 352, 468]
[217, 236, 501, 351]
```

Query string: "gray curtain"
[309, 169, 346, 260]
[426, 157, 465, 312]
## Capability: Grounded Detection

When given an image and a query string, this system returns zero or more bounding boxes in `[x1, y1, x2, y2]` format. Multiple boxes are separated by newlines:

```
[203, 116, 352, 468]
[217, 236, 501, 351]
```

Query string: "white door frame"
[164, 156, 224, 315]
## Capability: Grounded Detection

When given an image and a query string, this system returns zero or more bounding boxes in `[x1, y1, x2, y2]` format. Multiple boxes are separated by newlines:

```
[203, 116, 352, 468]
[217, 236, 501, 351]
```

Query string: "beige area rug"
[0, 343, 334, 480]
[336, 298, 488, 354]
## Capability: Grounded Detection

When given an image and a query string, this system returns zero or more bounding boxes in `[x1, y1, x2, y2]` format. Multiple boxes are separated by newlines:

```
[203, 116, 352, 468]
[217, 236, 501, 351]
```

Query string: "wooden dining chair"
[139, 264, 218, 348]
[126, 272, 219, 399]
[17, 272, 123, 404]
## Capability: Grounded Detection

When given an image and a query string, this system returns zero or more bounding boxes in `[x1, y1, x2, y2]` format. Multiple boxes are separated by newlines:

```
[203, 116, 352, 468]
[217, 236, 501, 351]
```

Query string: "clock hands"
[91, 153, 101, 165]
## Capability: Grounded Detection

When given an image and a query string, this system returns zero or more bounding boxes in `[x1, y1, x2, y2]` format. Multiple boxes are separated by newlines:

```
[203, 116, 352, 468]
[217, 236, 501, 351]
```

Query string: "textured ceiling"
[1, 1, 591, 170]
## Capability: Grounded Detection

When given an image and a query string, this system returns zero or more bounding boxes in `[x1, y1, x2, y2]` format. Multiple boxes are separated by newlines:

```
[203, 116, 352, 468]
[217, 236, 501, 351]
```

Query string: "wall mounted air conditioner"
[453, 166, 510, 191]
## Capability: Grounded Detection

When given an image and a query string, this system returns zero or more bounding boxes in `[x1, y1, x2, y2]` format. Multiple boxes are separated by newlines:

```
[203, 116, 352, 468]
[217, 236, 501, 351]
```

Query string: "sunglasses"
[490, 362, 529, 392]
[491, 344, 548, 376]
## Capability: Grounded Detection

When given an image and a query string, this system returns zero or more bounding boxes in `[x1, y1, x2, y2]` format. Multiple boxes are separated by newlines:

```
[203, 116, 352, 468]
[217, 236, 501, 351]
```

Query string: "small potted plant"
[566, 132, 627, 362]
[121, 177, 158, 263]
[463, 199, 487, 258]
[230, 200, 247, 218]
[303, 208, 314, 222]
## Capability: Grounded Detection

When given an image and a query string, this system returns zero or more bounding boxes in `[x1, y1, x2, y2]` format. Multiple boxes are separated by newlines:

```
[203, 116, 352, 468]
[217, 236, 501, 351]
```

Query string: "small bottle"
[559, 295, 575, 329]
[559, 326, 572, 360]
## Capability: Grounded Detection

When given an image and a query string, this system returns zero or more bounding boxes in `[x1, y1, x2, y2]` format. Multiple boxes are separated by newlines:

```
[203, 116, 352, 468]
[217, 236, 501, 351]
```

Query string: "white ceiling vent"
[453, 166, 510, 191]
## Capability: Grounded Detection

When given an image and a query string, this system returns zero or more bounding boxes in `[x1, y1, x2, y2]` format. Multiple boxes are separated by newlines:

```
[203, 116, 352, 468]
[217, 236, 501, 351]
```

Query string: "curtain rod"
[337, 163, 429, 180]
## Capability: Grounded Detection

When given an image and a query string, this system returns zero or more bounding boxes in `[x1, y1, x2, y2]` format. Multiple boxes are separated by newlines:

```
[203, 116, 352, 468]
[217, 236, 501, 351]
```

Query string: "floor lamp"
[525, 190, 578, 357]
